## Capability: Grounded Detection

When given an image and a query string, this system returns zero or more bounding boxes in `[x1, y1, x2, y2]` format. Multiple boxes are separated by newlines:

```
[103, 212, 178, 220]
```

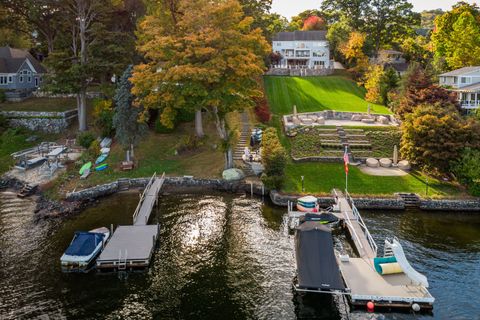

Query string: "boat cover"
[64, 232, 104, 256]
[295, 221, 345, 291]
[299, 213, 339, 224]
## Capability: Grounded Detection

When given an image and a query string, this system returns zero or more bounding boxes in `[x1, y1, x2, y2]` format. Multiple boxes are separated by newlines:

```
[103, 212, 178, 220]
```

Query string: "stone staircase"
[117, 178, 130, 191]
[233, 112, 250, 161]
[397, 193, 421, 208]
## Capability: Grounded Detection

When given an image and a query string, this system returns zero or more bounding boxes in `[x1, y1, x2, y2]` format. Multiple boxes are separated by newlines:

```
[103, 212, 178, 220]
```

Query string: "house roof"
[440, 66, 480, 77]
[0, 46, 47, 74]
[454, 82, 480, 92]
[385, 62, 409, 72]
[272, 31, 327, 42]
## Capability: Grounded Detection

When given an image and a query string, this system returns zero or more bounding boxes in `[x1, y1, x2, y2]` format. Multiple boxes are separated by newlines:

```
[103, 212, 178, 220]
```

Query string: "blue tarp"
[64, 232, 104, 256]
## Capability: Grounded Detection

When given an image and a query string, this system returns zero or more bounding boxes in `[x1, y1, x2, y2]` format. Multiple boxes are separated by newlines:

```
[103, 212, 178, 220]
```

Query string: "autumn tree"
[132, 0, 269, 168]
[288, 9, 324, 31]
[261, 127, 286, 189]
[302, 16, 326, 31]
[364, 64, 384, 104]
[339, 31, 368, 74]
[326, 14, 352, 62]
[395, 64, 458, 118]
[431, 3, 480, 70]
[238, 0, 287, 40]
[401, 104, 480, 173]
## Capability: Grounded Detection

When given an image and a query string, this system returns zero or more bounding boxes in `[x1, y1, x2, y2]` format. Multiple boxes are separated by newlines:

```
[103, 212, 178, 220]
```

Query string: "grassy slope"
[283, 162, 463, 197]
[0, 98, 77, 112]
[264, 75, 391, 115]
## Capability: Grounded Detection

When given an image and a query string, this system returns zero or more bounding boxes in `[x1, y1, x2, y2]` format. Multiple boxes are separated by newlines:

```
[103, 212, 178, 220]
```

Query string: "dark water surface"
[0, 191, 479, 319]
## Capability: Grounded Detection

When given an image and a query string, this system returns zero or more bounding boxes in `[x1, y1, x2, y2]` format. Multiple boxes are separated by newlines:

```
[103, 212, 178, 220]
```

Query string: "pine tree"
[113, 65, 147, 150]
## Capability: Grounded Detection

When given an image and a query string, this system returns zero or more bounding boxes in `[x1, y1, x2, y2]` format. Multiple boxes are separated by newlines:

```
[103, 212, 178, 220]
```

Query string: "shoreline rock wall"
[1, 109, 78, 133]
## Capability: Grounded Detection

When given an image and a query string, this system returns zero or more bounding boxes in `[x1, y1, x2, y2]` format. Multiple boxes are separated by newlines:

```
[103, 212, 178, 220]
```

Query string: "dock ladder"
[118, 250, 128, 271]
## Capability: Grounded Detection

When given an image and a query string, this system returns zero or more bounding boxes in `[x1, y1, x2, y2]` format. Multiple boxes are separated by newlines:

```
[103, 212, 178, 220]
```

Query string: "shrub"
[88, 139, 101, 158]
[176, 109, 195, 123]
[254, 97, 271, 123]
[0, 114, 9, 132]
[0, 89, 6, 103]
[93, 99, 114, 137]
[176, 134, 203, 153]
[77, 131, 96, 149]
[452, 148, 480, 196]
[261, 127, 287, 189]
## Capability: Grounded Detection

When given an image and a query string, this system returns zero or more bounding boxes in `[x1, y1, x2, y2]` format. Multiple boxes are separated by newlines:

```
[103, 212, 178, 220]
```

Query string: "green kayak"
[79, 162, 92, 175]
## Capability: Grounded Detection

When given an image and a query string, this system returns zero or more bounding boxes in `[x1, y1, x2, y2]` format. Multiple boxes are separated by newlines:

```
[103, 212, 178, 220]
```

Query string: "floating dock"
[96, 173, 165, 271]
[288, 190, 435, 311]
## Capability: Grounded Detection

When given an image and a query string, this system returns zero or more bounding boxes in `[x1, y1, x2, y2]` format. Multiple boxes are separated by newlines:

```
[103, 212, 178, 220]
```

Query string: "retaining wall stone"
[1, 109, 78, 133]
[419, 199, 480, 211]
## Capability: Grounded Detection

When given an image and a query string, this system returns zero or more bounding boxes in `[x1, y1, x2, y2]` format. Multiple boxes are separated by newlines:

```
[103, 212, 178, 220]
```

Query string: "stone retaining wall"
[33, 91, 103, 99]
[1, 109, 77, 133]
[65, 176, 268, 202]
[419, 199, 480, 211]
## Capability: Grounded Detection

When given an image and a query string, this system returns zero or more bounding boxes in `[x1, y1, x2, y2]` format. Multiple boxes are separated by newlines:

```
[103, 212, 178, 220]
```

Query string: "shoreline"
[2, 176, 479, 223]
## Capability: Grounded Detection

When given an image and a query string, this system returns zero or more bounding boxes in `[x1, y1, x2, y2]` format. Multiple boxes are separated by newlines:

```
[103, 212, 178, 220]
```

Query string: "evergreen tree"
[113, 65, 147, 149]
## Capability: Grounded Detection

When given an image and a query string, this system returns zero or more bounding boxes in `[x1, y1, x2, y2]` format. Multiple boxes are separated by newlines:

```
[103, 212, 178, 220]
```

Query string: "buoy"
[367, 301, 374, 312]
[412, 303, 421, 312]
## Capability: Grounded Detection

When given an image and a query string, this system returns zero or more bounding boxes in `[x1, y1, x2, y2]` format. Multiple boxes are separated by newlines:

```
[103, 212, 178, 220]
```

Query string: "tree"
[364, 64, 384, 104]
[400, 35, 432, 66]
[421, 9, 444, 29]
[261, 127, 286, 189]
[339, 31, 368, 73]
[113, 65, 147, 149]
[452, 148, 480, 196]
[302, 16, 326, 31]
[288, 9, 324, 31]
[44, 0, 135, 131]
[380, 67, 399, 106]
[321, 0, 367, 29]
[132, 0, 269, 168]
[326, 15, 352, 62]
[395, 63, 458, 118]
[431, 3, 480, 70]
[401, 104, 480, 173]
[238, 0, 286, 40]
[365, 0, 420, 52]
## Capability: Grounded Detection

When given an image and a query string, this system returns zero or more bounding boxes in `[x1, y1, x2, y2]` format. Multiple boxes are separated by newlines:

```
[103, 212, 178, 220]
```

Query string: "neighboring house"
[271, 31, 330, 69]
[0, 46, 46, 100]
[439, 66, 480, 110]
[376, 49, 408, 76]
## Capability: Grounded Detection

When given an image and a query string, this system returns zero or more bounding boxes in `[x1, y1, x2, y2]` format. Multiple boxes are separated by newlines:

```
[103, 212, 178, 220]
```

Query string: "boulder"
[317, 116, 325, 124]
[222, 168, 245, 181]
[361, 118, 375, 124]
[351, 115, 363, 121]
[378, 116, 389, 125]
[309, 115, 318, 122]
[302, 118, 314, 125]
[398, 160, 411, 171]
[379, 158, 392, 168]
[293, 116, 301, 125]
[366, 158, 379, 168]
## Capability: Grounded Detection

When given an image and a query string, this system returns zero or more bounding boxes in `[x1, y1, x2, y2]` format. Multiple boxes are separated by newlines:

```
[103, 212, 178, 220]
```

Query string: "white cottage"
[272, 31, 330, 69]
[439, 66, 480, 110]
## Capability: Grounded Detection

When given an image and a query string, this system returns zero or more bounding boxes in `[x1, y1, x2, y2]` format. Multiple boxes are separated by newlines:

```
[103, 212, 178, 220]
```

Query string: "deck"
[96, 173, 165, 271]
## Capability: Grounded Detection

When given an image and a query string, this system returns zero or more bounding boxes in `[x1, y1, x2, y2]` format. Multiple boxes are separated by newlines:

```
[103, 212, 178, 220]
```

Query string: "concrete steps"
[397, 193, 421, 208]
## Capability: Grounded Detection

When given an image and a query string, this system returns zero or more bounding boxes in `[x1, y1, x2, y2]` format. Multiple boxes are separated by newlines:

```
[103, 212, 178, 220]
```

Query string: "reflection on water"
[0, 192, 479, 319]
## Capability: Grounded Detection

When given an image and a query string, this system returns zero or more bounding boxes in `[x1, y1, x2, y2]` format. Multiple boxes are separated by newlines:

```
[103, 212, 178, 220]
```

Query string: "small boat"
[95, 163, 108, 171]
[100, 137, 112, 148]
[100, 147, 110, 154]
[79, 162, 92, 175]
[297, 195, 319, 212]
[95, 153, 108, 165]
[60, 227, 110, 272]
[299, 212, 340, 228]
[80, 168, 90, 180]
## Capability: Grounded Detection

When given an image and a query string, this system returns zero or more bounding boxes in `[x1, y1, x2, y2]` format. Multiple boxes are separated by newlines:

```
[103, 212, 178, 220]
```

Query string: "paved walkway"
[359, 165, 409, 176]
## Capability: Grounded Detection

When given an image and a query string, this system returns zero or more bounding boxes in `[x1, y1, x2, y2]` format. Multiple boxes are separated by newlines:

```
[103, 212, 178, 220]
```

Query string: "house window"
[454, 77, 458, 84]
[313, 51, 326, 57]
[8, 76, 12, 83]
[28, 76, 32, 83]
[277, 42, 281, 46]
[314, 61, 325, 66]
[19, 76, 24, 83]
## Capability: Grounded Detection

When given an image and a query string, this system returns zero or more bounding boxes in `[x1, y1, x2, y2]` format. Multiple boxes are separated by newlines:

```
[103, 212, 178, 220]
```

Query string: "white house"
[272, 31, 330, 69]
[439, 66, 480, 110]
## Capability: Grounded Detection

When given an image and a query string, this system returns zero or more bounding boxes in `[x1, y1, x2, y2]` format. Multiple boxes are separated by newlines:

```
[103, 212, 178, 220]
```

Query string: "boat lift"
[288, 190, 435, 312]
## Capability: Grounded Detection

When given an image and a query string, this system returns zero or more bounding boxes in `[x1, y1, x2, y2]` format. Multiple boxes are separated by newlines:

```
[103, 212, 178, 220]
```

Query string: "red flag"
[343, 147, 349, 175]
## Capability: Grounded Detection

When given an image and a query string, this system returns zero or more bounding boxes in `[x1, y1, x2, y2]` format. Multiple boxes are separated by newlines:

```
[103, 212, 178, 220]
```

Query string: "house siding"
[272, 40, 330, 68]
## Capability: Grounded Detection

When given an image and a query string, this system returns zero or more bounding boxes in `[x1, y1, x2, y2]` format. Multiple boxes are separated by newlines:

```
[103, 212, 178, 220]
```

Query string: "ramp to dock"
[133, 173, 165, 226]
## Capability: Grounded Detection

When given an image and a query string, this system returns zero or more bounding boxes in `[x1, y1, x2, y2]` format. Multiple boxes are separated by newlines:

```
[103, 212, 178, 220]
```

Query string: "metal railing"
[132, 172, 157, 224]
[345, 191, 378, 256]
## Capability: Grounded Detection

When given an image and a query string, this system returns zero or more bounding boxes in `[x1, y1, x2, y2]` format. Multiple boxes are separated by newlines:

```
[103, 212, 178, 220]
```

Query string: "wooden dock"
[331, 190, 434, 309]
[96, 173, 165, 271]
[288, 190, 434, 311]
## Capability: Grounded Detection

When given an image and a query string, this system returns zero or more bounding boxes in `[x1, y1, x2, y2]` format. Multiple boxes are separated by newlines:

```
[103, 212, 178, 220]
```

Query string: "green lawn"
[283, 162, 464, 198]
[0, 98, 77, 112]
[264, 75, 391, 115]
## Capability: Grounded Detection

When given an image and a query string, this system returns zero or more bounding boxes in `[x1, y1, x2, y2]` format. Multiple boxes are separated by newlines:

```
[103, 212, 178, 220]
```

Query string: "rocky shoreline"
[2, 175, 480, 223]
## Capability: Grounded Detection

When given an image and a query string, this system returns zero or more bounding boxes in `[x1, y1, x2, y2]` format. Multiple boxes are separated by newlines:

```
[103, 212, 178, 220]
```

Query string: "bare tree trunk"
[78, 89, 88, 131]
[213, 107, 233, 169]
[195, 109, 204, 138]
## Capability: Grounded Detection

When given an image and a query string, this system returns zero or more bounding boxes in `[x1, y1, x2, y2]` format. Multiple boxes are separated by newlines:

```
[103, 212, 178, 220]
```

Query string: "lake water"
[0, 191, 479, 319]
